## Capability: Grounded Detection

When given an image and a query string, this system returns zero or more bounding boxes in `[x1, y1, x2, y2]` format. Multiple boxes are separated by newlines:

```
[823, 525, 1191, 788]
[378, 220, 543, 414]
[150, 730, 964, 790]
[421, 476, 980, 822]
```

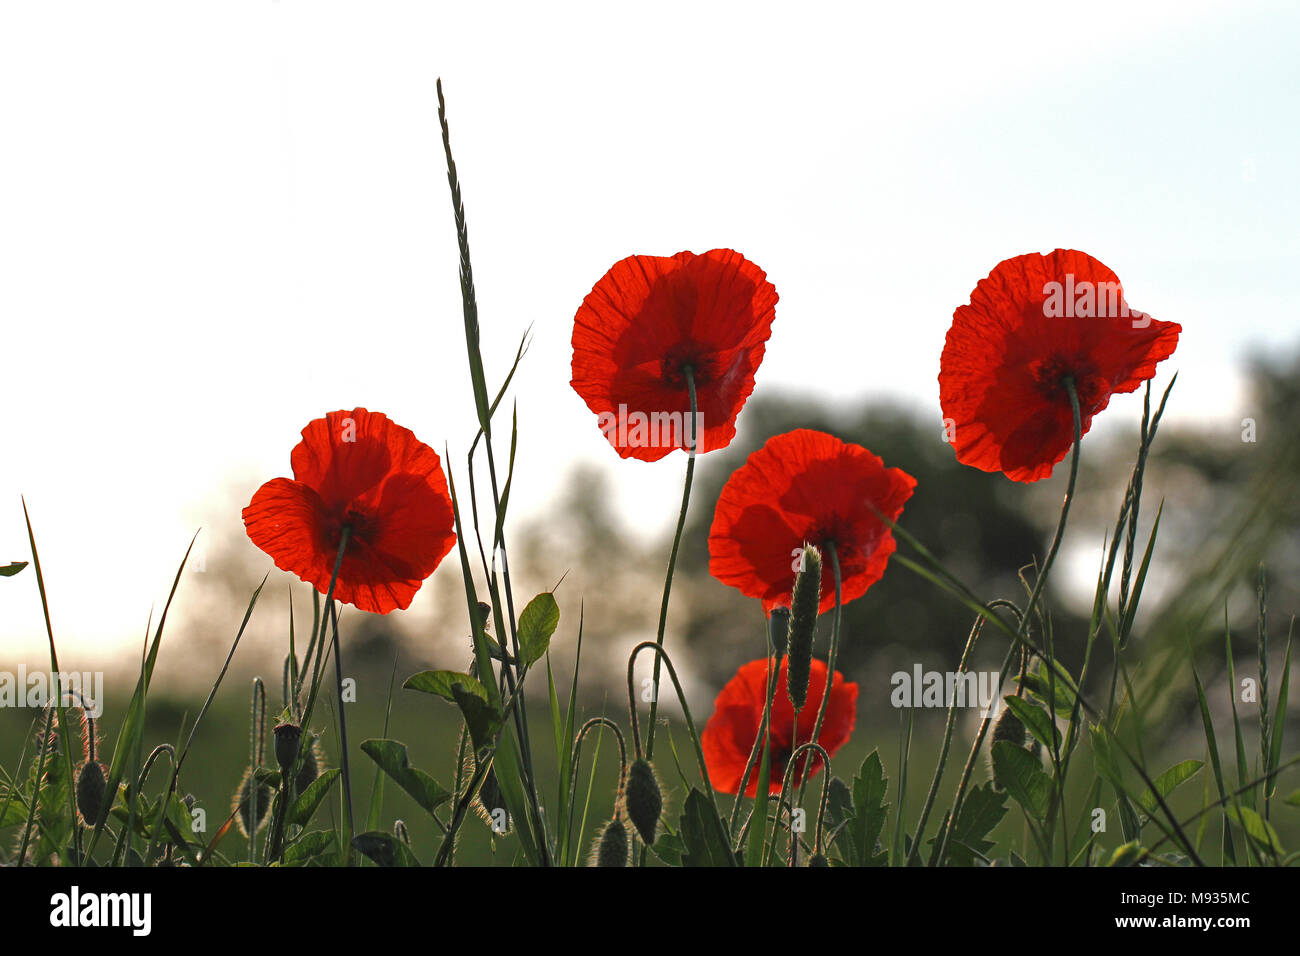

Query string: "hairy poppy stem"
[626, 642, 717, 807]
[644, 366, 698, 762]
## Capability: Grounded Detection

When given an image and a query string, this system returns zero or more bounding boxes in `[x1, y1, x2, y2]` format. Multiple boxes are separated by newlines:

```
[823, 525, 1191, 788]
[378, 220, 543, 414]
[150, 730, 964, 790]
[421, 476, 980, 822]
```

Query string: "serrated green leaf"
[678, 789, 737, 867]
[359, 739, 452, 818]
[841, 750, 889, 866]
[930, 782, 1008, 867]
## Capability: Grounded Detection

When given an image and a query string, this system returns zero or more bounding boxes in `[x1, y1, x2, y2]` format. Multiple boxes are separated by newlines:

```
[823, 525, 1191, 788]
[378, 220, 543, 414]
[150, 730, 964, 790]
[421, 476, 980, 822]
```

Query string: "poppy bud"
[989, 703, 1027, 790]
[233, 766, 275, 837]
[472, 766, 510, 834]
[591, 817, 629, 867]
[808, 852, 829, 867]
[624, 758, 662, 845]
[273, 722, 302, 774]
[786, 545, 822, 711]
[76, 761, 107, 827]
[393, 819, 410, 845]
[768, 606, 791, 657]
[295, 735, 325, 794]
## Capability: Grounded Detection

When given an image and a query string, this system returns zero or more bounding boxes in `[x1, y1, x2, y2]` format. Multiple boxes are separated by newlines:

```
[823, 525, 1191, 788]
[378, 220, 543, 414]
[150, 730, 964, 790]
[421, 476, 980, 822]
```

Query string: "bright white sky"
[3, 1, 1298, 661]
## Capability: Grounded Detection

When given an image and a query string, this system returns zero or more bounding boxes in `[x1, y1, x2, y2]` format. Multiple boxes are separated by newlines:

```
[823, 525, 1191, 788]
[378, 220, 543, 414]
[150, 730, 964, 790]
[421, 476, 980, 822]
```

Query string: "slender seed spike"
[786, 545, 822, 711]
[624, 758, 663, 845]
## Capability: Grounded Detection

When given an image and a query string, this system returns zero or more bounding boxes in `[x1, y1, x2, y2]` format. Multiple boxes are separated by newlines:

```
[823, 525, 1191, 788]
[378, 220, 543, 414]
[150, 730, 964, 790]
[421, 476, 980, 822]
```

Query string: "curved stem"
[644, 367, 698, 762]
[626, 641, 717, 810]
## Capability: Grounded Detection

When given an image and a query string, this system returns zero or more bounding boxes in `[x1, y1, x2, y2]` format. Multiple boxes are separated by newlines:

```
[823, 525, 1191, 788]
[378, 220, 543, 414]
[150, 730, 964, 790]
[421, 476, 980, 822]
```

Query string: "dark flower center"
[326, 506, 379, 551]
[1031, 356, 1107, 413]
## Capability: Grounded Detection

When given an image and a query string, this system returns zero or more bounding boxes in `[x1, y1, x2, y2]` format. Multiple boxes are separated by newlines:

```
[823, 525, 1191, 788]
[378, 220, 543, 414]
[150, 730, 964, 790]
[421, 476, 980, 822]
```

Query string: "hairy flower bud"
[624, 758, 663, 846]
[75, 761, 107, 827]
[591, 817, 629, 867]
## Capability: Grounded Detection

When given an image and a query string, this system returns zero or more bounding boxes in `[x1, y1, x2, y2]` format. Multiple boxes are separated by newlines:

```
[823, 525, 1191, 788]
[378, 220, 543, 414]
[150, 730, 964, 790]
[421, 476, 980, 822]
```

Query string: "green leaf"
[289, 768, 341, 827]
[281, 829, 338, 866]
[451, 685, 502, 758]
[1225, 806, 1283, 854]
[833, 750, 889, 866]
[403, 670, 489, 703]
[648, 830, 685, 867]
[1137, 760, 1203, 814]
[352, 830, 421, 867]
[359, 739, 452, 818]
[1284, 789, 1300, 808]
[930, 783, 1008, 866]
[0, 561, 27, 577]
[991, 741, 1051, 820]
[1002, 696, 1061, 751]
[1022, 659, 1077, 712]
[678, 789, 737, 867]
[517, 592, 560, 668]
[1107, 841, 1147, 867]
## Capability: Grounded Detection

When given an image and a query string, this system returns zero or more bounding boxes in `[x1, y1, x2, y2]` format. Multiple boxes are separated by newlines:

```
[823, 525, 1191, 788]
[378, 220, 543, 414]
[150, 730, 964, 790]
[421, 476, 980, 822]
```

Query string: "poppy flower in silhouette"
[243, 408, 456, 615]
[939, 249, 1181, 483]
[708, 429, 916, 615]
[570, 249, 778, 461]
[702, 657, 857, 797]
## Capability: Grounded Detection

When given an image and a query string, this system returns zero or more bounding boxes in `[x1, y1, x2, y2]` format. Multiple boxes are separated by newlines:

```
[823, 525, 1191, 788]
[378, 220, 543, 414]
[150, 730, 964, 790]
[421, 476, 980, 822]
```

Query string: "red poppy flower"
[708, 429, 916, 615]
[939, 249, 1181, 483]
[243, 408, 456, 615]
[702, 657, 857, 797]
[570, 249, 778, 461]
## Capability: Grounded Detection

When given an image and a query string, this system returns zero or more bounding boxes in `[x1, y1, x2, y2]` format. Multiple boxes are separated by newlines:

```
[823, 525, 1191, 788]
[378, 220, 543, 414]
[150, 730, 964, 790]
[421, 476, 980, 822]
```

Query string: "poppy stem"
[1018, 377, 1082, 640]
[728, 644, 787, 839]
[644, 366, 698, 763]
[270, 526, 350, 864]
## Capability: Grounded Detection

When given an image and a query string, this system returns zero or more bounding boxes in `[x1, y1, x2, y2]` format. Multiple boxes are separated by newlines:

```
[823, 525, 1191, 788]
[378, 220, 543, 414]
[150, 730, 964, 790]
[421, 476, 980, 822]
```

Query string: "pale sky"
[3, 1, 1298, 661]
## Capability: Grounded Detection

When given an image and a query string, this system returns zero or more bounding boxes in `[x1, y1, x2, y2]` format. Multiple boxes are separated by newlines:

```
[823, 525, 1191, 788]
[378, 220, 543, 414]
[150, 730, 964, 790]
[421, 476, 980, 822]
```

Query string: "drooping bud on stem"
[591, 816, 630, 867]
[988, 701, 1028, 790]
[624, 758, 662, 846]
[786, 544, 822, 712]
[75, 761, 107, 827]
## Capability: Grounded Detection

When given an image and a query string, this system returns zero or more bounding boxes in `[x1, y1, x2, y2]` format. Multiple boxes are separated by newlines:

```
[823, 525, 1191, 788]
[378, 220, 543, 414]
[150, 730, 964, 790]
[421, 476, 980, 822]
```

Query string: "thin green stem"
[645, 367, 698, 762]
